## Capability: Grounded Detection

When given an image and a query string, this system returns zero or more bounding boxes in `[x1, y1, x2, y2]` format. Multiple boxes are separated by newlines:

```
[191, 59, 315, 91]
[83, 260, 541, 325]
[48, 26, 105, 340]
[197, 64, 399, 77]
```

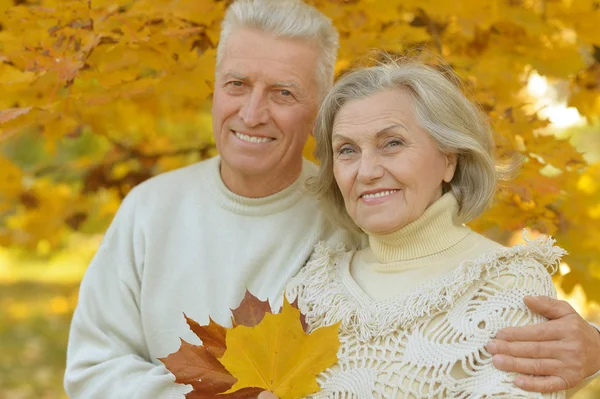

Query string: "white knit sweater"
[64, 156, 351, 399]
[287, 194, 570, 399]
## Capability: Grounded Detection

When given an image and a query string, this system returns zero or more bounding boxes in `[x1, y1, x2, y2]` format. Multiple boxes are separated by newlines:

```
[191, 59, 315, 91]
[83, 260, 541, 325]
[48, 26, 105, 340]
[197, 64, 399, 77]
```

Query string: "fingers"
[513, 375, 569, 393]
[523, 296, 576, 320]
[495, 319, 564, 342]
[492, 354, 562, 377]
[486, 339, 563, 359]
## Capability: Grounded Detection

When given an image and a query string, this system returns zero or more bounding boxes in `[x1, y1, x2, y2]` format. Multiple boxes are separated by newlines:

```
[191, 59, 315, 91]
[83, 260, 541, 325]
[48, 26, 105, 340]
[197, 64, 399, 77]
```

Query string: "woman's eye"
[338, 147, 354, 155]
[386, 139, 403, 147]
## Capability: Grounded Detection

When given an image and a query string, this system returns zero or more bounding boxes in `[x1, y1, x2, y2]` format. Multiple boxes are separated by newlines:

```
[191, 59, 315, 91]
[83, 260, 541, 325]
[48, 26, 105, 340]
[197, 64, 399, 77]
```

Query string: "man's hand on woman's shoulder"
[486, 295, 600, 393]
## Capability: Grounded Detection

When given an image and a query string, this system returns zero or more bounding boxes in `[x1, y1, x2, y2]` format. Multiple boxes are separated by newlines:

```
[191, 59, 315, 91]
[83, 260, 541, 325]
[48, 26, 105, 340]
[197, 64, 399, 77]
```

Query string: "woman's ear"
[443, 153, 458, 183]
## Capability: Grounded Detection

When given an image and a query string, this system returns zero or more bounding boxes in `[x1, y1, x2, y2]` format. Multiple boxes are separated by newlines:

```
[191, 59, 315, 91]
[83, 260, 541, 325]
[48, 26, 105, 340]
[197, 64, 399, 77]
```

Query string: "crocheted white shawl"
[286, 234, 566, 399]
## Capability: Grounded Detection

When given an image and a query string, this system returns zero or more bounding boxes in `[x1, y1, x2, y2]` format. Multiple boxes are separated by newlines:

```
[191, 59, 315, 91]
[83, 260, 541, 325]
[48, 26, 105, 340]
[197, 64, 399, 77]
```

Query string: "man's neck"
[219, 163, 303, 198]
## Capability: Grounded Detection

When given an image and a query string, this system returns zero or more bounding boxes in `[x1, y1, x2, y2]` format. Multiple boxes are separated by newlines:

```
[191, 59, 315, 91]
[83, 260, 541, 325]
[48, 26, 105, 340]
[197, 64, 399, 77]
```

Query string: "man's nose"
[239, 89, 269, 127]
[357, 153, 385, 183]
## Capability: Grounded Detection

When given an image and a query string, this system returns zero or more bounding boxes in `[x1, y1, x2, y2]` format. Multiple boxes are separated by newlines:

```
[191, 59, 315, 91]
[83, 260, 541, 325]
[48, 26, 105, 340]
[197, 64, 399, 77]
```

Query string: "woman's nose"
[357, 154, 384, 183]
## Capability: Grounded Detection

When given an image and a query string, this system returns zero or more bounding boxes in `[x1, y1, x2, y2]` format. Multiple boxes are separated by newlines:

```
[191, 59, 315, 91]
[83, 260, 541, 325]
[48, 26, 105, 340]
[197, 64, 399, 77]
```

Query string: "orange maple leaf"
[184, 314, 227, 358]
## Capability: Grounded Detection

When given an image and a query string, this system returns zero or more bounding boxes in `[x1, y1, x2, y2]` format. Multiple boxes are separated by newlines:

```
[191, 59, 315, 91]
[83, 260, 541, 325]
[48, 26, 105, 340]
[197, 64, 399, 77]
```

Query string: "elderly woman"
[284, 61, 570, 398]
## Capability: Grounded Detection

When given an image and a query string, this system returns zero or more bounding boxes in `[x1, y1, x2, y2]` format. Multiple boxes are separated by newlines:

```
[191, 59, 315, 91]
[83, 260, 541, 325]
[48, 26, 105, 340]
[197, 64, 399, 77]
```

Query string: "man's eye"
[228, 81, 243, 87]
[281, 89, 291, 96]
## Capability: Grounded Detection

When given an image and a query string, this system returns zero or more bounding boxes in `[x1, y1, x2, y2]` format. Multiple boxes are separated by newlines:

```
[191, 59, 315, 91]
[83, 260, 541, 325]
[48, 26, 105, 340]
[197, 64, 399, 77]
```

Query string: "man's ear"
[443, 152, 458, 183]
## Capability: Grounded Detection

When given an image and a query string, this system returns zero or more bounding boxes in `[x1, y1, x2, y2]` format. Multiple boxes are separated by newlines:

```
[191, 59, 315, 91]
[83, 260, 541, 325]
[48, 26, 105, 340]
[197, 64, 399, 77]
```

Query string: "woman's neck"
[366, 193, 473, 266]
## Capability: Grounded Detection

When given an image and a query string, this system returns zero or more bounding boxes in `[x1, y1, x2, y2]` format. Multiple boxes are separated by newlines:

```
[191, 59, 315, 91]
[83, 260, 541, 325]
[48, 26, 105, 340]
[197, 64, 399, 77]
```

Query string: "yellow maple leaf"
[219, 297, 340, 399]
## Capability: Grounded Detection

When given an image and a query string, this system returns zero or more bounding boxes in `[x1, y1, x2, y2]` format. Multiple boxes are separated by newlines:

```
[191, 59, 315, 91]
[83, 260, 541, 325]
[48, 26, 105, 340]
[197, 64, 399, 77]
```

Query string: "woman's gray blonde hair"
[217, 0, 339, 98]
[309, 60, 508, 234]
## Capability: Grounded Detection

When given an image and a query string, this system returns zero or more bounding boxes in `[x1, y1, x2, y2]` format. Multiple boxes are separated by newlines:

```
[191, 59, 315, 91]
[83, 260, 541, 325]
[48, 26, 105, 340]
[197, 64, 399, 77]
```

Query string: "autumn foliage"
[160, 290, 339, 399]
[0, 0, 599, 300]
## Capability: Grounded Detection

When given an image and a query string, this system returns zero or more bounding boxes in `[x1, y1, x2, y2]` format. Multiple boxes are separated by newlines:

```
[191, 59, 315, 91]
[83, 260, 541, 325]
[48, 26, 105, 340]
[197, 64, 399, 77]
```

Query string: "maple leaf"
[219, 297, 340, 399]
[0, 107, 33, 125]
[187, 385, 263, 399]
[184, 313, 227, 358]
[159, 339, 235, 387]
[162, 292, 339, 399]
[289, 297, 309, 333]
[159, 338, 261, 398]
[231, 289, 272, 327]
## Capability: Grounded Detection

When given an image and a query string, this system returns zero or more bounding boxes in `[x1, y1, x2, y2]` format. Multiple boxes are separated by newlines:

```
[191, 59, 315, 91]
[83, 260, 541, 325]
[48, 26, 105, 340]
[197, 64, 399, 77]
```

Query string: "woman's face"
[332, 89, 457, 234]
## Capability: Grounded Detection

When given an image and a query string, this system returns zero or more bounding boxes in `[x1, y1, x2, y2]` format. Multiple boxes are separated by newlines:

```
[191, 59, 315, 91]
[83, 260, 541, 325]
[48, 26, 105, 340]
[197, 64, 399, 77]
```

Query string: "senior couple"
[65, 0, 600, 398]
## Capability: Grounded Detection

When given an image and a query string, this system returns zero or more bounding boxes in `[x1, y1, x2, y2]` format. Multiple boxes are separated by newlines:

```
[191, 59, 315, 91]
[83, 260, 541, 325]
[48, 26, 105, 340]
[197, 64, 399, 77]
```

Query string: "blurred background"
[0, 0, 599, 397]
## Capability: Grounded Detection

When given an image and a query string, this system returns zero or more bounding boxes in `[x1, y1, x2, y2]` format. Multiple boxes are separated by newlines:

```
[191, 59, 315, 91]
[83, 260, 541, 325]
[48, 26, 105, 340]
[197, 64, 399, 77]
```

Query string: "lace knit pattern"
[286, 234, 567, 399]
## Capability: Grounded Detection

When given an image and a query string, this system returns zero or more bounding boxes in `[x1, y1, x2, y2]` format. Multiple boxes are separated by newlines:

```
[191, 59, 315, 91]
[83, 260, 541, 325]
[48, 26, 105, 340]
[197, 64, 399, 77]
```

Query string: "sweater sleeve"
[459, 256, 566, 399]
[64, 189, 190, 399]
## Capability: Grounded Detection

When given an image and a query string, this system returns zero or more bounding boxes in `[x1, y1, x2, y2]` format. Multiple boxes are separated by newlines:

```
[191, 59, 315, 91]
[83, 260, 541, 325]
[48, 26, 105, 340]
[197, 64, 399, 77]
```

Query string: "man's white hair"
[216, 0, 339, 98]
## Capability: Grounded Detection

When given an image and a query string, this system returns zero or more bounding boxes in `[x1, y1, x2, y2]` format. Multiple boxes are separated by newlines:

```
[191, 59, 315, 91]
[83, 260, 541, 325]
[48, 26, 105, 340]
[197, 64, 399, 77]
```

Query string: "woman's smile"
[359, 189, 400, 205]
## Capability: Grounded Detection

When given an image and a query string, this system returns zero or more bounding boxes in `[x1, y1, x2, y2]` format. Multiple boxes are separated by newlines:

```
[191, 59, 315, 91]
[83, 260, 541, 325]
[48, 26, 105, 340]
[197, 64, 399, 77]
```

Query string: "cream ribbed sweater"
[64, 156, 351, 399]
[287, 193, 569, 399]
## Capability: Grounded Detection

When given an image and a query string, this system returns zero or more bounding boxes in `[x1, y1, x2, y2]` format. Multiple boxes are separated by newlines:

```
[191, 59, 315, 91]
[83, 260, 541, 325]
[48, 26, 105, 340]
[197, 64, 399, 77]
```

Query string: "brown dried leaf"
[186, 386, 263, 399]
[159, 339, 235, 388]
[230, 289, 272, 327]
[289, 297, 309, 333]
[184, 314, 227, 358]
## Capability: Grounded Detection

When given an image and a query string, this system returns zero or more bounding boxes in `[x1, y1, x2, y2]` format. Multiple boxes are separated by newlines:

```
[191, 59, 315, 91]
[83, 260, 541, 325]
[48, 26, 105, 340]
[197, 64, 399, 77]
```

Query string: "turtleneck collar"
[367, 193, 472, 264]
[204, 156, 316, 216]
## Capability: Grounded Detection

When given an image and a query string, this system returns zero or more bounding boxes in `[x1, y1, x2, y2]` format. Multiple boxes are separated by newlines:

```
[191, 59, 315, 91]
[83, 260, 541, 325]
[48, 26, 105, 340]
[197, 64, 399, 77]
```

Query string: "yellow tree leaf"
[0, 107, 33, 124]
[219, 297, 340, 399]
[0, 155, 23, 200]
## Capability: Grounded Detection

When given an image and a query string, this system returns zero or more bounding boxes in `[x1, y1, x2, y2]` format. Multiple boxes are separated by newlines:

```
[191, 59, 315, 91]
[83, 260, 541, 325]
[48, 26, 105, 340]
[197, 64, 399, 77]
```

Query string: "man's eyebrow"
[223, 72, 248, 80]
[272, 81, 299, 88]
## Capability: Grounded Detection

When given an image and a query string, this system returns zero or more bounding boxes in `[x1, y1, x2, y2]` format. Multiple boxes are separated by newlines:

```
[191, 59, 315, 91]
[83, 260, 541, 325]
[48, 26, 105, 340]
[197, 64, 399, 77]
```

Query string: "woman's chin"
[359, 220, 405, 235]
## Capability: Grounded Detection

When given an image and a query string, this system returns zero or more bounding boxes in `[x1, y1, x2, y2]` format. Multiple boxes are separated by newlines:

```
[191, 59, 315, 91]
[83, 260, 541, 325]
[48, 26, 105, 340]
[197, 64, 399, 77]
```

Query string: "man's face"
[212, 28, 321, 193]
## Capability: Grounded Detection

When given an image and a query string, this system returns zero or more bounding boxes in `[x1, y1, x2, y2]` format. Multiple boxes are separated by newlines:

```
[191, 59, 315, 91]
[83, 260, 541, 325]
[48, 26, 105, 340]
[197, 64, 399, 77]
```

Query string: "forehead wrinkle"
[333, 109, 409, 138]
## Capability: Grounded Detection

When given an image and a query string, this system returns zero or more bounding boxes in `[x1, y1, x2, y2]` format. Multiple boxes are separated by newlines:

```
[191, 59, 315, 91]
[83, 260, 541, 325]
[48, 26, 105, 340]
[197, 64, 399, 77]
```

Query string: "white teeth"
[234, 131, 272, 144]
[362, 190, 398, 199]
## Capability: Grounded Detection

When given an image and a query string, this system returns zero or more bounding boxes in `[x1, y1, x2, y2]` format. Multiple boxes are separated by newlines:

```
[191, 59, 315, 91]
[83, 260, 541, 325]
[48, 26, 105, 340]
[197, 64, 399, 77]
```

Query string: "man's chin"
[221, 156, 275, 178]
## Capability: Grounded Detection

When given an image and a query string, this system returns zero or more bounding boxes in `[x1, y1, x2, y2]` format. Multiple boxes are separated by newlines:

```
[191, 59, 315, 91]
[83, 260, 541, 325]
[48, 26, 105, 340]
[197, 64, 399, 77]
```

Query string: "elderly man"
[64, 0, 600, 398]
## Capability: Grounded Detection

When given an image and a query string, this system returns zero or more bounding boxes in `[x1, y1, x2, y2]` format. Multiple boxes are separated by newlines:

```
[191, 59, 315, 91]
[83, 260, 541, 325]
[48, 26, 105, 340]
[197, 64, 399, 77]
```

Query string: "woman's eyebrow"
[375, 123, 407, 138]
[331, 133, 354, 143]
[332, 123, 407, 142]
